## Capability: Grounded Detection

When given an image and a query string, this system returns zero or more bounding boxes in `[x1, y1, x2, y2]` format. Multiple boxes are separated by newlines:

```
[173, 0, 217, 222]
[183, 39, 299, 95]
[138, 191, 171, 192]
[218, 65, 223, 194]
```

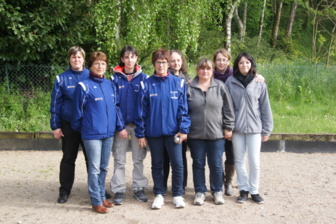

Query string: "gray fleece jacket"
[187, 77, 235, 140]
[225, 76, 273, 136]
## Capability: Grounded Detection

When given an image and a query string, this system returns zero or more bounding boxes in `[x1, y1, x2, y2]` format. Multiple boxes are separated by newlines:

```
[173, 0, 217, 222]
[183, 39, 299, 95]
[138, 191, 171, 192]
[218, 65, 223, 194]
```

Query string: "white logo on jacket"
[170, 91, 178, 99]
[95, 97, 103, 101]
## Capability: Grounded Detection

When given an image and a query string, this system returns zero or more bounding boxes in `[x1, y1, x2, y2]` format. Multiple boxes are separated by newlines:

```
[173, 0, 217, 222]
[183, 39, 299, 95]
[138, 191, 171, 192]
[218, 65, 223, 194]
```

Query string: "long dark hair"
[119, 46, 138, 67]
[233, 52, 257, 77]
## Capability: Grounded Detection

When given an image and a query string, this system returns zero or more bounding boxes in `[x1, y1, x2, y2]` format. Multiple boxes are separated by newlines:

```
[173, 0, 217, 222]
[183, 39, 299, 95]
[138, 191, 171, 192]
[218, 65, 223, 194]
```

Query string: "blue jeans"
[147, 136, 184, 197]
[83, 137, 114, 206]
[188, 139, 225, 193]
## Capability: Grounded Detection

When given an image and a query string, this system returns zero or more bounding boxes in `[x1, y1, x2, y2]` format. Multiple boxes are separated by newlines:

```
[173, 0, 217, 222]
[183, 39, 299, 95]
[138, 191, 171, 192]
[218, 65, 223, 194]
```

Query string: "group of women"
[50, 45, 273, 213]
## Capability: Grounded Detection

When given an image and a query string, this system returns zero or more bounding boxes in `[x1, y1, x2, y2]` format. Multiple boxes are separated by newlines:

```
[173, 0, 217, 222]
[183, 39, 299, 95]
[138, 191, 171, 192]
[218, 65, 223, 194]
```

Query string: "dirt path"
[0, 150, 335, 224]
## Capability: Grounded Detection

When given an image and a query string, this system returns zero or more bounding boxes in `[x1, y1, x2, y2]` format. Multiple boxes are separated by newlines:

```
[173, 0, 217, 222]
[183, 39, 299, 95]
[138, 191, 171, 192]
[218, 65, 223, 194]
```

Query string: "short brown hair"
[88, 51, 108, 68]
[196, 58, 214, 71]
[68, 46, 85, 62]
[152, 49, 170, 66]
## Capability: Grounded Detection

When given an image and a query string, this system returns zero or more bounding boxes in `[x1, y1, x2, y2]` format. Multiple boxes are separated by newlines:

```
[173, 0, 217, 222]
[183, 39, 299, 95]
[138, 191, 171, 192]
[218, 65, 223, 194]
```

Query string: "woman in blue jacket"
[109, 46, 149, 205]
[50, 46, 89, 204]
[72, 51, 127, 213]
[135, 49, 190, 209]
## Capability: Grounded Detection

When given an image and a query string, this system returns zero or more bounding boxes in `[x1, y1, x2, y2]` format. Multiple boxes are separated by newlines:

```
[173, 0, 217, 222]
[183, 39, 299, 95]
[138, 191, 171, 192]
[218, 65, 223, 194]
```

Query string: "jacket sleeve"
[49, 75, 64, 130]
[134, 81, 149, 138]
[177, 80, 190, 134]
[221, 84, 235, 131]
[71, 82, 87, 133]
[260, 83, 273, 136]
[112, 80, 125, 132]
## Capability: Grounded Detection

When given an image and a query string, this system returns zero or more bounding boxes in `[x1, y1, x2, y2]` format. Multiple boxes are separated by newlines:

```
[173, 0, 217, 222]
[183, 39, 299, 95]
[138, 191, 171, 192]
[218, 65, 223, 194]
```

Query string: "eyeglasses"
[216, 59, 229, 63]
[155, 61, 168, 65]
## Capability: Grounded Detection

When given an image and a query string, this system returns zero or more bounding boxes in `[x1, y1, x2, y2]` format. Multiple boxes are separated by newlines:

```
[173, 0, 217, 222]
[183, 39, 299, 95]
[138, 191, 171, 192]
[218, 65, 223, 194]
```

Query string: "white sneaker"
[173, 196, 185, 208]
[213, 191, 225, 205]
[152, 194, 164, 209]
[194, 192, 205, 205]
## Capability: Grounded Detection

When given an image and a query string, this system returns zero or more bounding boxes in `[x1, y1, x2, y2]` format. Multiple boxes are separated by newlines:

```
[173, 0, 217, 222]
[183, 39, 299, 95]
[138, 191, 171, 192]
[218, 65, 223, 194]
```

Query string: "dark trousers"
[164, 141, 188, 190]
[148, 136, 184, 196]
[224, 140, 234, 165]
[59, 120, 87, 195]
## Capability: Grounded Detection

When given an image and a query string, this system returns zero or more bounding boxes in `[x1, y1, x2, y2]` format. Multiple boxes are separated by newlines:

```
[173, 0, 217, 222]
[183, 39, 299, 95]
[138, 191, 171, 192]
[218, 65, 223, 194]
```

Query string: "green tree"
[0, 0, 93, 65]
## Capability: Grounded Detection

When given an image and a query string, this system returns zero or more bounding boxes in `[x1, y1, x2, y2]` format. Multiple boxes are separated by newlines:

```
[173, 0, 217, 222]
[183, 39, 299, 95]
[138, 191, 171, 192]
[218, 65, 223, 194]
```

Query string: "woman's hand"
[174, 132, 187, 144]
[118, 129, 128, 139]
[53, 128, 64, 140]
[255, 74, 265, 82]
[224, 130, 232, 141]
[262, 135, 269, 142]
[137, 137, 147, 149]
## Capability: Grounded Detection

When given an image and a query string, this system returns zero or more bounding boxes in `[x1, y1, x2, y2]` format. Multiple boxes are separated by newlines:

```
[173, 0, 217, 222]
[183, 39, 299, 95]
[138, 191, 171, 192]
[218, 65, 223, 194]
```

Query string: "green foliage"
[0, 0, 93, 65]
[0, 85, 50, 132]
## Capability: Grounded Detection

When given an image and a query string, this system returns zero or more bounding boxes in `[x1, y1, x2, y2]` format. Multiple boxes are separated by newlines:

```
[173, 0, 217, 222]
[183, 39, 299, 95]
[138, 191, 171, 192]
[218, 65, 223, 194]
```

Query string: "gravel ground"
[0, 150, 335, 224]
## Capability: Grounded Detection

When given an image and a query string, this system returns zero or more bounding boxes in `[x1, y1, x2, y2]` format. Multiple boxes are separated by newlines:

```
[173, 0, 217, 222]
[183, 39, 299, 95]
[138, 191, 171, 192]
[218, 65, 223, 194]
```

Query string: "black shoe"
[133, 188, 148, 202]
[105, 191, 112, 199]
[251, 194, 264, 204]
[57, 193, 68, 203]
[237, 190, 249, 203]
[113, 192, 125, 205]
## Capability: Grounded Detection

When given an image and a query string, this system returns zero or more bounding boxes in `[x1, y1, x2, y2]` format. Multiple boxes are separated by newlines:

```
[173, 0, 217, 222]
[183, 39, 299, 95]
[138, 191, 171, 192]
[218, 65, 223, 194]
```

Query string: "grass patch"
[272, 101, 336, 133]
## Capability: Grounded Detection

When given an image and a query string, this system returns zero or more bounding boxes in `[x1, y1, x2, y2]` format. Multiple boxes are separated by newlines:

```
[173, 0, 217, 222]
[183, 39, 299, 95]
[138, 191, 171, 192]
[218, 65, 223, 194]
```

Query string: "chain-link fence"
[0, 64, 65, 92]
[0, 63, 335, 93]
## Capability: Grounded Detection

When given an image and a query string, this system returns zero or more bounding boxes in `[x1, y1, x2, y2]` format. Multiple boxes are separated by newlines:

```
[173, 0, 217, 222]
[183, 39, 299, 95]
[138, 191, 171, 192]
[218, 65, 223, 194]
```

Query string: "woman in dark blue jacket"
[109, 46, 149, 205]
[135, 49, 190, 209]
[50, 46, 89, 204]
[72, 51, 127, 214]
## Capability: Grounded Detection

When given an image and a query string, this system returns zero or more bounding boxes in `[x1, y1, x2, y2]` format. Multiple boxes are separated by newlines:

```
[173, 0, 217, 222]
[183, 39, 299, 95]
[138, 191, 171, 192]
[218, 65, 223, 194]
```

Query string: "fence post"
[5, 64, 10, 93]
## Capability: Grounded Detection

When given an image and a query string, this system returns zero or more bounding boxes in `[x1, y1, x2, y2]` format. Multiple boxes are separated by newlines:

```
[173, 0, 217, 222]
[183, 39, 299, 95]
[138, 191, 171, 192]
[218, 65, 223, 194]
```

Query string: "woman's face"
[238, 56, 251, 75]
[121, 51, 138, 71]
[169, 52, 182, 72]
[90, 60, 107, 77]
[197, 66, 213, 81]
[154, 58, 169, 76]
[69, 52, 84, 71]
[215, 53, 230, 73]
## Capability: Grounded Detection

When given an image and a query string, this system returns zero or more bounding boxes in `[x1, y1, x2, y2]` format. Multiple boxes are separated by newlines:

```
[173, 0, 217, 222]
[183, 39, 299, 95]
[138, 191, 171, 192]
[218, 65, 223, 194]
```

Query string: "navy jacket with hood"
[50, 68, 89, 130]
[71, 76, 125, 140]
[110, 65, 148, 125]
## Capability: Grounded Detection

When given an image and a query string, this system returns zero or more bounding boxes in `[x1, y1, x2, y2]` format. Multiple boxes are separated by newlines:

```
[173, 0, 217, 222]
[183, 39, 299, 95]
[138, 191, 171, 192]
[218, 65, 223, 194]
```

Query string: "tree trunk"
[257, 0, 267, 46]
[224, 0, 240, 54]
[285, 1, 298, 39]
[326, 23, 336, 66]
[234, 2, 247, 42]
[271, 0, 283, 47]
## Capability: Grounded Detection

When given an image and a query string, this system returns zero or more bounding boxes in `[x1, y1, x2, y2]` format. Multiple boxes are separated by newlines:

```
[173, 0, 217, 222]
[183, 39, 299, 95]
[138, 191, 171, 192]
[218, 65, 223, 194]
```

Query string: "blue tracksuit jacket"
[134, 73, 190, 138]
[110, 65, 148, 125]
[71, 76, 125, 140]
[50, 68, 89, 130]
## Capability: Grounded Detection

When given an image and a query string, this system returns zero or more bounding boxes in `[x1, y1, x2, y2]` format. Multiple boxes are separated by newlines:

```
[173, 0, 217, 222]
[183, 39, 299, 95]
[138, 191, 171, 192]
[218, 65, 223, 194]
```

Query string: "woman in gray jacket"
[187, 58, 235, 206]
[226, 52, 273, 204]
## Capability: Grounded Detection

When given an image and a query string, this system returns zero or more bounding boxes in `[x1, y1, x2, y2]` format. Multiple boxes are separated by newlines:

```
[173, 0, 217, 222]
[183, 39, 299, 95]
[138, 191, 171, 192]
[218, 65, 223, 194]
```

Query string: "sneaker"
[105, 191, 112, 199]
[152, 194, 164, 209]
[251, 194, 264, 204]
[212, 191, 225, 205]
[194, 192, 205, 205]
[133, 188, 148, 202]
[173, 196, 185, 208]
[237, 190, 249, 203]
[113, 192, 125, 205]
